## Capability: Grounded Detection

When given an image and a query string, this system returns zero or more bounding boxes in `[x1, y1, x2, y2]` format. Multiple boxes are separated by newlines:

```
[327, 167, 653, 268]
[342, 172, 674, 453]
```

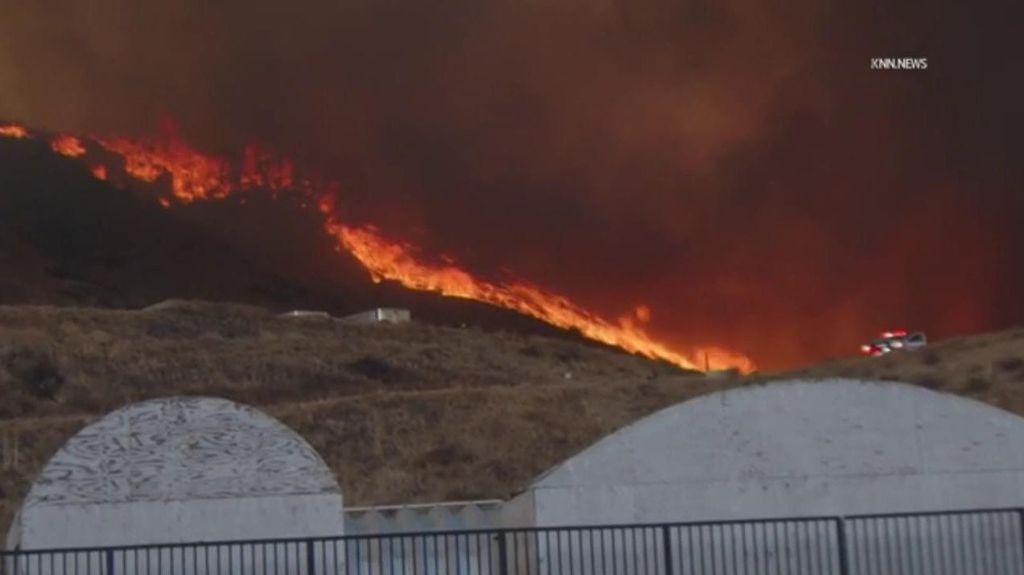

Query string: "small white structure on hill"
[278, 309, 332, 320]
[339, 308, 411, 325]
[504, 378, 1024, 526]
[7, 397, 344, 551]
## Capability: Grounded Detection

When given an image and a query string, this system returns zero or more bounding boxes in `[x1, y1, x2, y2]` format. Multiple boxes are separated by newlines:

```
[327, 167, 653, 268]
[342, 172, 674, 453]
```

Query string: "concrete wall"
[338, 500, 505, 574]
[15, 494, 344, 548]
[519, 379, 1024, 526]
[498, 491, 535, 529]
[344, 500, 505, 535]
[8, 397, 345, 551]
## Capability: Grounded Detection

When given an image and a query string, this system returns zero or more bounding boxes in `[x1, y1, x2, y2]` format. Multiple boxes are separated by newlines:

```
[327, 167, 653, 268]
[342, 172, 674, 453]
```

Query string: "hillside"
[0, 137, 328, 309]
[0, 136, 591, 338]
[764, 329, 1024, 414]
[3, 303, 1024, 536]
[0, 301, 707, 533]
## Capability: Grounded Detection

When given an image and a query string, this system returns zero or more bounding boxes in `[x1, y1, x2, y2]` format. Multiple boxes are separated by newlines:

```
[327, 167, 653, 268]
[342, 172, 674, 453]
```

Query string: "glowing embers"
[51, 135, 87, 157]
[0, 123, 28, 139]
[241, 145, 296, 191]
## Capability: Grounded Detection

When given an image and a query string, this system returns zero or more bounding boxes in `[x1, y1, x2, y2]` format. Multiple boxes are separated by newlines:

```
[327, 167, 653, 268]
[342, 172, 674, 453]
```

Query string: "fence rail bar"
[2, 507, 1023, 575]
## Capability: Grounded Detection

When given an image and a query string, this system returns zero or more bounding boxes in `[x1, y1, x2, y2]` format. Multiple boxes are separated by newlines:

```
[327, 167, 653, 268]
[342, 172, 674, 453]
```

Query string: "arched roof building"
[7, 397, 344, 550]
[506, 379, 1024, 526]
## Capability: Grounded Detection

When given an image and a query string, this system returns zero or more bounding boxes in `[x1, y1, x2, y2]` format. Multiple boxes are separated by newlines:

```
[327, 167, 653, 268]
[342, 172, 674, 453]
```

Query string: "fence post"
[306, 539, 316, 575]
[497, 532, 509, 575]
[836, 518, 849, 575]
[105, 548, 115, 575]
[662, 526, 674, 575]
[1018, 510, 1024, 574]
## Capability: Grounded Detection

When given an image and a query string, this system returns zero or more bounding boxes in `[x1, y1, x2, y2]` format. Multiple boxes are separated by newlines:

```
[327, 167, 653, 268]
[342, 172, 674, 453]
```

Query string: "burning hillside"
[0, 121, 751, 371]
[0, 0, 1020, 369]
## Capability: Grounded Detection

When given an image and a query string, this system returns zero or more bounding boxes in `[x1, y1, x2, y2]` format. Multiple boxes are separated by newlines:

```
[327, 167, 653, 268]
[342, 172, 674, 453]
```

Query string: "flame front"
[0, 123, 28, 139]
[96, 136, 232, 202]
[327, 220, 753, 371]
[51, 135, 87, 157]
[1, 119, 755, 372]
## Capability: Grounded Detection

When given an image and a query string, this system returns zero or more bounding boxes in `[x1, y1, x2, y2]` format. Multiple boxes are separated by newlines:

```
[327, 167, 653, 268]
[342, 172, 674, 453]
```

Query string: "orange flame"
[241, 145, 297, 191]
[3, 119, 755, 372]
[95, 120, 233, 202]
[326, 219, 753, 371]
[0, 123, 28, 139]
[51, 135, 87, 157]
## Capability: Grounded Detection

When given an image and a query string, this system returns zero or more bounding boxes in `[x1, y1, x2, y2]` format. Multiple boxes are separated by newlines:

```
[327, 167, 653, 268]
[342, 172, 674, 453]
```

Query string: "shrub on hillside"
[920, 350, 942, 366]
[347, 355, 410, 383]
[911, 374, 944, 389]
[964, 377, 992, 395]
[2, 347, 64, 399]
[997, 356, 1024, 374]
[143, 308, 262, 339]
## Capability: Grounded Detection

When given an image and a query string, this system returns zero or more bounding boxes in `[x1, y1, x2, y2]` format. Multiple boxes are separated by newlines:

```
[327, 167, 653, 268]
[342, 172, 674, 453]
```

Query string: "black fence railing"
[2, 507, 1022, 574]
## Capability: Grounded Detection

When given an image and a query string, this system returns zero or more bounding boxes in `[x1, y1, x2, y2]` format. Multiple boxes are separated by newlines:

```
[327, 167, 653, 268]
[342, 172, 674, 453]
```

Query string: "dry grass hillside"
[0, 301, 716, 534]
[761, 329, 1024, 414]
[2, 302, 1024, 537]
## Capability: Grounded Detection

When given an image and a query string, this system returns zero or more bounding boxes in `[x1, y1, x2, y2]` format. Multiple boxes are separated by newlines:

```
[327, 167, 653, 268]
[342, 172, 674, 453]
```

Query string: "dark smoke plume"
[1, 0, 1021, 368]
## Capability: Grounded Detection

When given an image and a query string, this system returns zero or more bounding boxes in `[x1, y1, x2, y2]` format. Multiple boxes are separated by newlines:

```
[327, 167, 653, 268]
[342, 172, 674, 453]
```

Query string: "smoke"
[1, 0, 1020, 368]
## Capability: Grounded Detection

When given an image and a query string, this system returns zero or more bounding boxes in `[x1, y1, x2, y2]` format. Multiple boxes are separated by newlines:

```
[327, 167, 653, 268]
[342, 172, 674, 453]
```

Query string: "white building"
[339, 308, 411, 325]
[10, 379, 1024, 574]
[507, 379, 1024, 526]
[7, 397, 345, 557]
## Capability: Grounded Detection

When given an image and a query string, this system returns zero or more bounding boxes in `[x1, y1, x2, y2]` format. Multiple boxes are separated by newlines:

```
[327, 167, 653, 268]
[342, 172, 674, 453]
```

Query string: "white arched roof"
[22, 396, 339, 510]
[11, 397, 346, 550]
[523, 379, 1024, 524]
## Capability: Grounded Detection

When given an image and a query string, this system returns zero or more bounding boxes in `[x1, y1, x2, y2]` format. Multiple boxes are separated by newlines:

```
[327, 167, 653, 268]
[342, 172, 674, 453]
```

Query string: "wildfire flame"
[0, 123, 28, 139]
[0, 118, 755, 372]
[326, 220, 753, 370]
[96, 129, 233, 202]
[241, 145, 298, 191]
[51, 135, 87, 157]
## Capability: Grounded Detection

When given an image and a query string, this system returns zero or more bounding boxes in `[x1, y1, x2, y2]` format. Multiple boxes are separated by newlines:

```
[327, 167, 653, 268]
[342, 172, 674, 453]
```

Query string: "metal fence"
[3, 508, 1022, 574]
